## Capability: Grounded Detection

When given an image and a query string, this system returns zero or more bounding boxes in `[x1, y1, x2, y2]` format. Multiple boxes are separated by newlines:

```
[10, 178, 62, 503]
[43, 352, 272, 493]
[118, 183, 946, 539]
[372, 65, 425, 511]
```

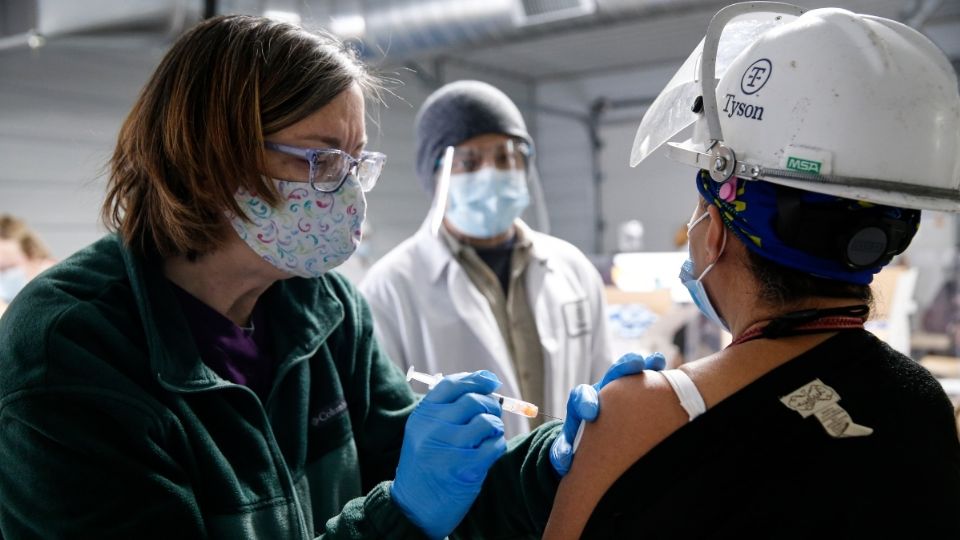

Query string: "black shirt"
[474, 235, 516, 295]
[583, 330, 960, 538]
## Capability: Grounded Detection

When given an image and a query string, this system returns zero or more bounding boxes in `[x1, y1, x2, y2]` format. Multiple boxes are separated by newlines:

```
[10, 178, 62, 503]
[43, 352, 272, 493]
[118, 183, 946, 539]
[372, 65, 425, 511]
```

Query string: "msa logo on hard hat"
[786, 157, 822, 174]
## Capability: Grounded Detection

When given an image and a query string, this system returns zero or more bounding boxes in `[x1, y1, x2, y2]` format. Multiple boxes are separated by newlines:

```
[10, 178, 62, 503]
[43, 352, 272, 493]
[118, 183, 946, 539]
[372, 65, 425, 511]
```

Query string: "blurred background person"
[0, 214, 57, 308]
[360, 80, 613, 437]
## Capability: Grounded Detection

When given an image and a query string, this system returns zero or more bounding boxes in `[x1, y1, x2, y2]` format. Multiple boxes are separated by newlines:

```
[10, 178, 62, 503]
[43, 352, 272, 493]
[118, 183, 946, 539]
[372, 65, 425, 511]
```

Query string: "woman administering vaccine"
[0, 15, 653, 539]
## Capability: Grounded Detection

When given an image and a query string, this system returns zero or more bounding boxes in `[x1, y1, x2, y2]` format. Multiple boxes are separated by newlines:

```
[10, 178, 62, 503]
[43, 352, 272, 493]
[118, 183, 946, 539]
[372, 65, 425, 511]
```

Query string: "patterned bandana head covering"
[694, 171, 920, 285]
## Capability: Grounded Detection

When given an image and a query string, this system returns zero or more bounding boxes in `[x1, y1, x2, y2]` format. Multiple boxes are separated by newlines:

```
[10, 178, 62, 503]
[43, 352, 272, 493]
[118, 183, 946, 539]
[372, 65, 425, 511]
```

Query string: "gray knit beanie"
[414, 80, 533, 195]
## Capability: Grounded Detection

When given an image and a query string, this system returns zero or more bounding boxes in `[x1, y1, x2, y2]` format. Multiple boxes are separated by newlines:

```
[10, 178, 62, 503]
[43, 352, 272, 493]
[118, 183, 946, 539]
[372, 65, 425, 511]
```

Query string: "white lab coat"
[359, 221, 613, 438]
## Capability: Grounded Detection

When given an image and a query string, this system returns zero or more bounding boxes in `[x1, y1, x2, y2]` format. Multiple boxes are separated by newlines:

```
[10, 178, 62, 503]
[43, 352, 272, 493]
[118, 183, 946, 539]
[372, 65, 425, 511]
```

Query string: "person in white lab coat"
[360, 80, 613, 438]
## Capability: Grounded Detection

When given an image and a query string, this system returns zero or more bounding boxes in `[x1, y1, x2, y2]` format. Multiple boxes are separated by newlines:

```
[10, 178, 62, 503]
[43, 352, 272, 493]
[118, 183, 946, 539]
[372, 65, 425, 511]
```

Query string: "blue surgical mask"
[0, 266, 29, 303]
[445, 168, 530, 238]
[679, 210, 729, 332]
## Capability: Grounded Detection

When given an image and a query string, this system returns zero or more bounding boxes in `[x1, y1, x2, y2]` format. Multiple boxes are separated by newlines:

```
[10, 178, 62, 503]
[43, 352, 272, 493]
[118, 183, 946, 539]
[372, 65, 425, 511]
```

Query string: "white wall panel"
[359, 75, 432, 260]
[535, 65, 693, 255]
[0, 135, 111, 182]
[534, 113, 594, 250]
[598, 122, 697, 254]
[0, 38, 155, 260]
[0, 179, 108, 257]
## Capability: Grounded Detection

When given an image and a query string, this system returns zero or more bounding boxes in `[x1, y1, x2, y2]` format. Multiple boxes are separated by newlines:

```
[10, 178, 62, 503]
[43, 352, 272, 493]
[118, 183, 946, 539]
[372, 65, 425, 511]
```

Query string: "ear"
[704, 204, 726, 260]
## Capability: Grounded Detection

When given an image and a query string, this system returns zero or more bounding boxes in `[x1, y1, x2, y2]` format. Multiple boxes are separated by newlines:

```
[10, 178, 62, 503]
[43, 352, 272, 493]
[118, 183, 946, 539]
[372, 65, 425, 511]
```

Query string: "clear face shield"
[630, 4, 803, 171]
[423, 138, 550, 239]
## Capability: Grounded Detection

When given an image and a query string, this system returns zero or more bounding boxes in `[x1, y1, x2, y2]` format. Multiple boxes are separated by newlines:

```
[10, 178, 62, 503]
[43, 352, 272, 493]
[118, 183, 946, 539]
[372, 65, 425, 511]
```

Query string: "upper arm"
[543, 372, 689, 540]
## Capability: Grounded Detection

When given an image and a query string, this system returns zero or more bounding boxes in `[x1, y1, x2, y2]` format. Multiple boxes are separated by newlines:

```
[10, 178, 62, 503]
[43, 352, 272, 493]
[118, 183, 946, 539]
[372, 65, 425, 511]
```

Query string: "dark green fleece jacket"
[0, 235, 559, 539]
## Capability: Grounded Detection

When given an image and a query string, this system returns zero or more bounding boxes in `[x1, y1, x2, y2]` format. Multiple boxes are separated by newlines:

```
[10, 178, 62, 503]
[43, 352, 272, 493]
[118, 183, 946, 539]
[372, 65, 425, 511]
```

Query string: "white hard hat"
[631, 2, 960, 212]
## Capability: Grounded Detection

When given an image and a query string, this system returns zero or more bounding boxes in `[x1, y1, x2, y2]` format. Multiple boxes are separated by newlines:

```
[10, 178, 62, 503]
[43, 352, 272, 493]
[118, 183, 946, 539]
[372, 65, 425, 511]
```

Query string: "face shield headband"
[695, 171, 920, 285]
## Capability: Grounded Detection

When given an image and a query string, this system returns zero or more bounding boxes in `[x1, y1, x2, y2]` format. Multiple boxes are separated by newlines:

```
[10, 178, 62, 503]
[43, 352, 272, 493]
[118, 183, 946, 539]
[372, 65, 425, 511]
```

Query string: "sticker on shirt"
[561, 299, 591, 338]
[780, 379, 873, 438]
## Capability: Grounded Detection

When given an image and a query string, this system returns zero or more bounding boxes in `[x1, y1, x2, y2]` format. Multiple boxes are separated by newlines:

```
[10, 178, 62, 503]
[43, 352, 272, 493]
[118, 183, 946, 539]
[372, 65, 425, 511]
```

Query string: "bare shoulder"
[543, 371, 690, 539]
[584, 373, 691, 469]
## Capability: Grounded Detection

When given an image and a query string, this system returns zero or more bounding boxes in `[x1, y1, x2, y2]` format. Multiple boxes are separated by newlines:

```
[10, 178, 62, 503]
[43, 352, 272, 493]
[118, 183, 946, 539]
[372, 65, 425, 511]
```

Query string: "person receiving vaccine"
[361, 80, 616, 439]
[544, 4, 960, 538]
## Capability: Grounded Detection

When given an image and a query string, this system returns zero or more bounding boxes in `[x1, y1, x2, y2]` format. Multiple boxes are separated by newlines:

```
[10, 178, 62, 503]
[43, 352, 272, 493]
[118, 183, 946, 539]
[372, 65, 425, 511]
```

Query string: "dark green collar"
[115, 236, 344, 392]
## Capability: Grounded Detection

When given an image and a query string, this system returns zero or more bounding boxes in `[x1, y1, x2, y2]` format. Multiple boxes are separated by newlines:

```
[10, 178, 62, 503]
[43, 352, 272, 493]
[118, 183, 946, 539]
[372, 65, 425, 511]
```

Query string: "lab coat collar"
[514, 220, 553, 269]
[412, 220, 454, 284]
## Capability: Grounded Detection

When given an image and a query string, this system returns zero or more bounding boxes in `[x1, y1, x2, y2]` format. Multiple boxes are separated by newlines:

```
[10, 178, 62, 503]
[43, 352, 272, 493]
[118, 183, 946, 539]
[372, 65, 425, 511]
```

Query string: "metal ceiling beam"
[312, 0, 729, 62]
[0, 0, 202, 51]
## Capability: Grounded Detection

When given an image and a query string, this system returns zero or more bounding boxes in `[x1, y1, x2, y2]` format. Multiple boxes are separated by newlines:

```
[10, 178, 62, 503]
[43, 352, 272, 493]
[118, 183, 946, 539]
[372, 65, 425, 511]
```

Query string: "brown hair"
[746, 249, 873, 313]
[102, 15, 378, 257]
[0, 214, 51, 261]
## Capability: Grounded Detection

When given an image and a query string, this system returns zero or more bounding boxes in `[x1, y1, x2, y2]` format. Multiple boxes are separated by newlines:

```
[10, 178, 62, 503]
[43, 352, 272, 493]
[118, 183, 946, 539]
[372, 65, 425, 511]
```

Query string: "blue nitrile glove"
[391, 370, 508, 540]
[549, 352, 666, 476]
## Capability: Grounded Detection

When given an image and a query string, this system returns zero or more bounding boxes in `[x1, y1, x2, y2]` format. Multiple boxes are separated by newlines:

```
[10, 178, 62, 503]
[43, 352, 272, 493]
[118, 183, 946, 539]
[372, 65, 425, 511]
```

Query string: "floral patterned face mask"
[229, 175, 367, 278]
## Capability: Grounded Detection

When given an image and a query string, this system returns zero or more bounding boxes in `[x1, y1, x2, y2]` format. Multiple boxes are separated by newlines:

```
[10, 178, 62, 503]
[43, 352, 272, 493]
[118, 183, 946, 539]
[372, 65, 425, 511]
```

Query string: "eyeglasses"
[265, 141, 386, 193]
[438, 140, 531, 174]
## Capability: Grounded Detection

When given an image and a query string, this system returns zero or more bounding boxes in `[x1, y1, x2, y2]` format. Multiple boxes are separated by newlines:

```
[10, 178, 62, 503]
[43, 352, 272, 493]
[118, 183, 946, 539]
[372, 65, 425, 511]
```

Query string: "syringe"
[406, 366, 547, 419]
